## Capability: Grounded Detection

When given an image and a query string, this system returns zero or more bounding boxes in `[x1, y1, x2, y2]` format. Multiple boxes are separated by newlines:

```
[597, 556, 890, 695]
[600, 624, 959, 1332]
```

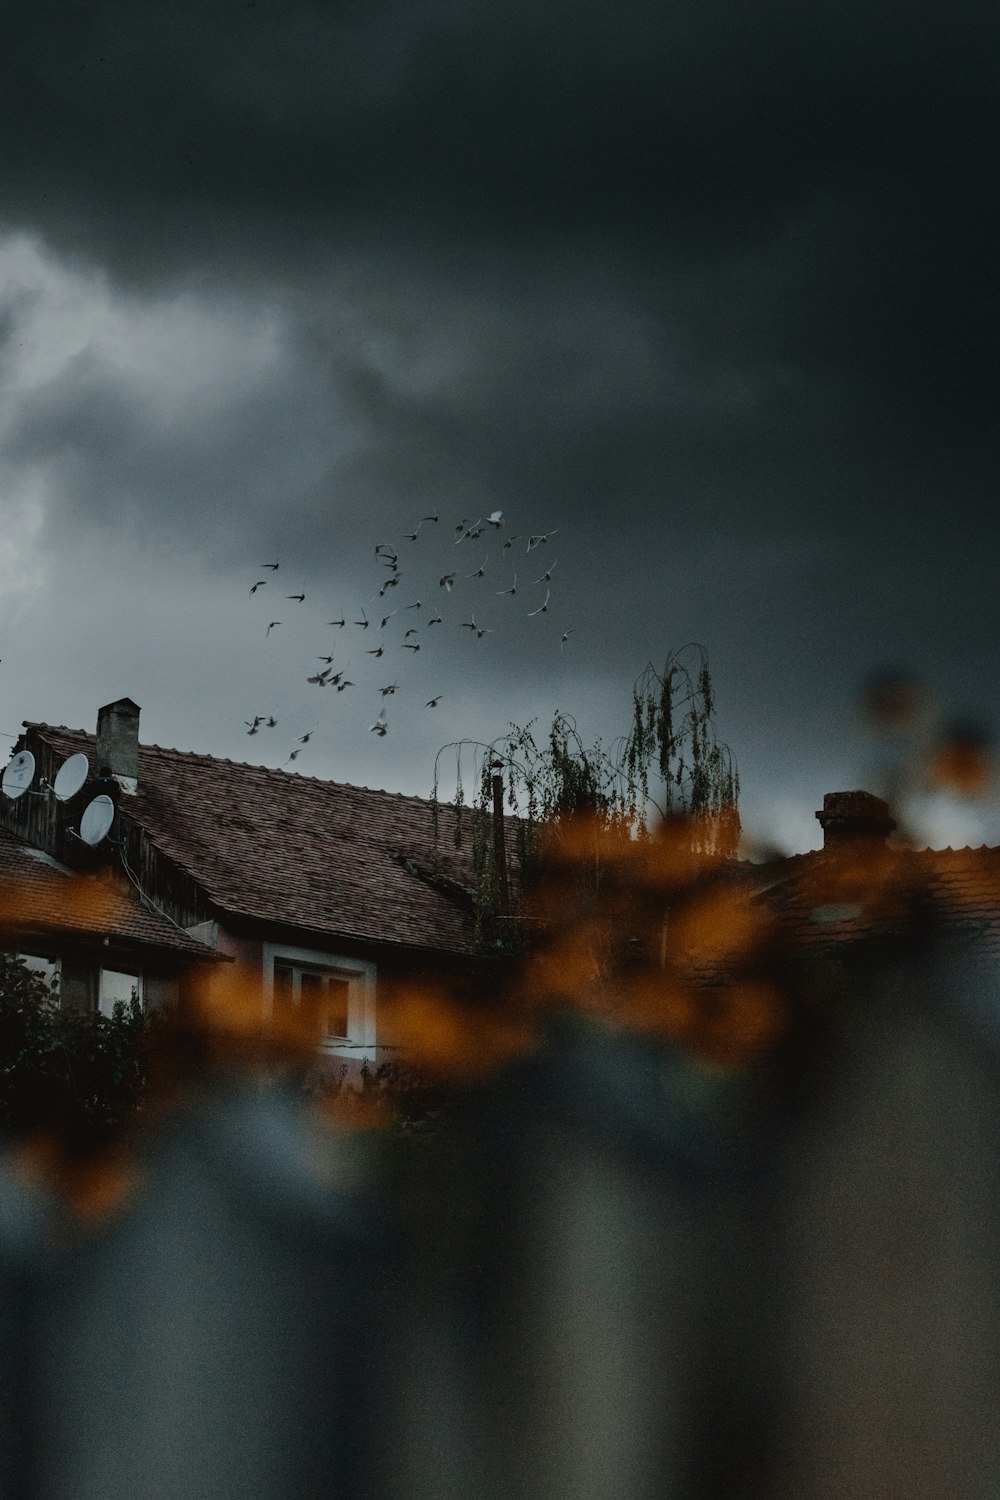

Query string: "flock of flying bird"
[242, 510, 573, 766]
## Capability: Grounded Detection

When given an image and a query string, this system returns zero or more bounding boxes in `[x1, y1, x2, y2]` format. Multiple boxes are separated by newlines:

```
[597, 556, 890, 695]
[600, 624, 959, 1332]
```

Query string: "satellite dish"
[53, 752, 90, 803]
[79, 794, 115, 847]
[2, 751, 36, 800]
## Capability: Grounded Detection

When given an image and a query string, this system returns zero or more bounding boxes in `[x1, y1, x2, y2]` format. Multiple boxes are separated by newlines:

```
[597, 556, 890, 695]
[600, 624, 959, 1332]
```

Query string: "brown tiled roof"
[26, 725, 478, 956]
[752, 842, 1000, 954]
[0, 825, 217, 961]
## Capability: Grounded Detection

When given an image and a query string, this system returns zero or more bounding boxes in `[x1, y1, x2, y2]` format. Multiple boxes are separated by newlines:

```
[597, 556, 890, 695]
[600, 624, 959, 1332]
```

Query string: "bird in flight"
[455, 519, 482, 545]
[466, 560, 487, 579]
[335, 679, 355, 691]
[462, 617, 493, 638]
[425, 696, 443, 708]
[532, 560, 558, 584]
[503, 535, 520, 549]
[245, 716, 263, 735]
[379, 609, 397, 629]
[317, 655, 335, 664]
[367, 645, 385, 657]
[298, 730, 317, 744]
[260, 562, 279, 570]
[527, 591, 550, 616]
[307, 668, 332, 685]
[427, 611, 443, 625]
[266, 621, 281, 635]
[527, 530, 558, 551]
[402, 641, 421, 652]
[422, 513, 439, 524]
[329, 618, 346, 628]
[405, 600, 421, 610]
[286, 593, 306, 603]
[560, 631, 575, 650]
[265, 716, 278, 728]
[497, 575, 517, 596]
[439, 573, 456, 592]
[370, 709, 388, 736]
[355, 608, 369, 628]
[487, 509, 504, 528]
[250, 580, 267, 595]
[404, 627, 419, 638]
[285, 748, 302, 764]
[379, 683, 398, 697]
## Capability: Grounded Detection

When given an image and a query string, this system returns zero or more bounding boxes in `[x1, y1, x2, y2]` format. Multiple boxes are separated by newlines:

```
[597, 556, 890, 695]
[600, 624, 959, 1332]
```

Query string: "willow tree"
[432, 644, 740, 950]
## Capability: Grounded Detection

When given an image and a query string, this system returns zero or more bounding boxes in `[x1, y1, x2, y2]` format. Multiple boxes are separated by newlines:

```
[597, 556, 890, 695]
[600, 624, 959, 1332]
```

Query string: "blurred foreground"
[3, 814, 1000, 1498]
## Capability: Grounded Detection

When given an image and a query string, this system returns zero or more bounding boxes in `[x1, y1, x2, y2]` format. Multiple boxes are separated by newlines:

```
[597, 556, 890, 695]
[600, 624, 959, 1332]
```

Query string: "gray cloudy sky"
[1, 0, 998, 851]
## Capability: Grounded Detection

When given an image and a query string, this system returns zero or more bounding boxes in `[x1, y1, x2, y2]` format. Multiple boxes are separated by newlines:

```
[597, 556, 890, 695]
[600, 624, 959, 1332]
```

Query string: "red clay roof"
[25, 725, 478, 956]
[0, 825, 217, 961]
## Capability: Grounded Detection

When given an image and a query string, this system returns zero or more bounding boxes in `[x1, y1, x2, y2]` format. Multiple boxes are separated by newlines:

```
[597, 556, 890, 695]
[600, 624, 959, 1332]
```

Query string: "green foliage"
[0, 952, 148, 1152]
[432, 645, 740, 951]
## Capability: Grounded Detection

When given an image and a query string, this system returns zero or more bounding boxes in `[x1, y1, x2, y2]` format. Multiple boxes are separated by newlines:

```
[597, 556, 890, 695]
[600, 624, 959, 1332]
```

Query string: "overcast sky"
[1, 0, 998, 852]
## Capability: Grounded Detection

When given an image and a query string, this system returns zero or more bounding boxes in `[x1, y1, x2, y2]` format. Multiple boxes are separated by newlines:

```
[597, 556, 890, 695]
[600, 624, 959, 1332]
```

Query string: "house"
[748, 790, 1000, 963]
[0, 819, 224, 1013]
[0, 697, 481, 1064]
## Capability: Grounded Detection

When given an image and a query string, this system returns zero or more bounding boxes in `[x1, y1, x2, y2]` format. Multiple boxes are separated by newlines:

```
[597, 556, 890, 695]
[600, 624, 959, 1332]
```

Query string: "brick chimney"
[95, 698, 140, 789]
[815, 790, 895, 847]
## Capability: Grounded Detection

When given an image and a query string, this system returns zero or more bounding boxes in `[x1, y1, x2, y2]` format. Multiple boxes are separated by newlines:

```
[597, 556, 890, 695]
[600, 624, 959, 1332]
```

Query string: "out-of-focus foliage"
[304, 1056, 454, 1138]
[0, 952, 148, 1154]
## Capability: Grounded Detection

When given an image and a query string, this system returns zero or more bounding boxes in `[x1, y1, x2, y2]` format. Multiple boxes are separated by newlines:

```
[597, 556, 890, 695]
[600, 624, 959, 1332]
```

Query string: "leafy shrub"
[0, 952, 148, 1154]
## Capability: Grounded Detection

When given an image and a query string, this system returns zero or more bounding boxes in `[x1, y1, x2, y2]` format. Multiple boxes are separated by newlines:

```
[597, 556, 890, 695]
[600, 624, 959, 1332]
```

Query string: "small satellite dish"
[53, 752, 90, 803]
[2, 751, 36, 801]
[78, 794, 115, 847]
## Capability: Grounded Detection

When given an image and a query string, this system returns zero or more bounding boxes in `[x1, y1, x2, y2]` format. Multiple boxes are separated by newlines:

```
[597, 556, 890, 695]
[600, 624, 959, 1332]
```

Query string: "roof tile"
[27, 725, 479, 955]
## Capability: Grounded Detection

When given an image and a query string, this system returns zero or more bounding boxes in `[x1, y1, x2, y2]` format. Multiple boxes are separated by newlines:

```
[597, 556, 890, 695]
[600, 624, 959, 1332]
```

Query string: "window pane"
[60, 963, 96, 1013]
[273, 963, 295, 1025]
[298, 970, 334, 1041]
[324, 977, 350, 1040]
[100, 970, 140, 1017]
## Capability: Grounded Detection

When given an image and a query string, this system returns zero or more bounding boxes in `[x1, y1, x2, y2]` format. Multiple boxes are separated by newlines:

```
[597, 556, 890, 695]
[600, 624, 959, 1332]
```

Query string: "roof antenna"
[1, 750, 39, 800]
[52, 752, 90, 802]
[67, 794, 117, 848]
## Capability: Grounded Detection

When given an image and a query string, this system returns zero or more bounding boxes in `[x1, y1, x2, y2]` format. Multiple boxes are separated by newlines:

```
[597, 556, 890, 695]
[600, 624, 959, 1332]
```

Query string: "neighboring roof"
[0, 825, 218, 961]
[25, 724, 479, 956]
[752, 841, 1000, 956]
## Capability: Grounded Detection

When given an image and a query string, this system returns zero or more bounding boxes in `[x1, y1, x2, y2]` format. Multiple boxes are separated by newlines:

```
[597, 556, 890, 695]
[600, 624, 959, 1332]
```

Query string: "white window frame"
[262, 942, 376, 1060]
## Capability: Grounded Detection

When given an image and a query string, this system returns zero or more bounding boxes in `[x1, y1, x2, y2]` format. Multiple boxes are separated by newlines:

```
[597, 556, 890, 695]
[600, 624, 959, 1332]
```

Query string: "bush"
[0, 952, 148, 1154]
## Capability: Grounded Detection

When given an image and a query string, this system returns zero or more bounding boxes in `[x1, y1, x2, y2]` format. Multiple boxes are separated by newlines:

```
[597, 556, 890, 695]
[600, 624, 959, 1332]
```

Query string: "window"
[263, 943, 376, 1060]
[99, 968, 142, 1017]
[273, 962, 350, 1041]
[45, 962, 143, 1015]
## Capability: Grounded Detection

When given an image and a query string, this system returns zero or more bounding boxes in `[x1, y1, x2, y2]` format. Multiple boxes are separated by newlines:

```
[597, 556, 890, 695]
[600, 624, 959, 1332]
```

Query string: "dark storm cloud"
[3, 0, 1000, 837]
[4, 0, 998, 431]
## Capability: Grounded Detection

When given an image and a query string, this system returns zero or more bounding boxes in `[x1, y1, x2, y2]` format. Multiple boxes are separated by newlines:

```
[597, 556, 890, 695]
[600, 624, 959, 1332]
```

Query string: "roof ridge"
[26, 722, 441, 804]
